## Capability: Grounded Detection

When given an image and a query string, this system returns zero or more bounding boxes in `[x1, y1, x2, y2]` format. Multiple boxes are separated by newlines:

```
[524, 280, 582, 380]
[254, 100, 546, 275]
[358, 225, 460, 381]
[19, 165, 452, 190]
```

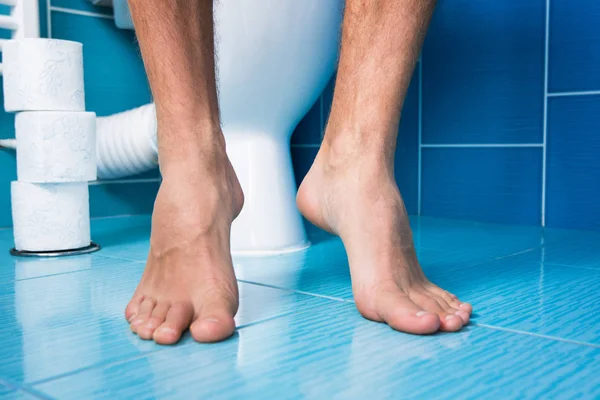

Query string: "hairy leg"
[125, 0, 243, 344]
[298, 0, 472, 334]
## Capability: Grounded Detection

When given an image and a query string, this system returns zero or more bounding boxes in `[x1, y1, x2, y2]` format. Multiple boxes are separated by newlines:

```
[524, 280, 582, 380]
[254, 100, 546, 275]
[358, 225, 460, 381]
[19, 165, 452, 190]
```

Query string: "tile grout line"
[421, 143, 543, 148]
[25, 315, 600, 391]
[49, 6, 114, 20]
[547, 90, 600, 97]
[90, 213, 150, 221]
[0, 378, 54, 400]
[27, 303, 342, 389]
[473, 323, 600, 350]
[541, 0, 550, 227]
[89, 178, 161, 186]
[237, 279, 354, 303]
[290, 144, 321, 149]
[417, 55, 423, 216]
[46, 0, 51, 38]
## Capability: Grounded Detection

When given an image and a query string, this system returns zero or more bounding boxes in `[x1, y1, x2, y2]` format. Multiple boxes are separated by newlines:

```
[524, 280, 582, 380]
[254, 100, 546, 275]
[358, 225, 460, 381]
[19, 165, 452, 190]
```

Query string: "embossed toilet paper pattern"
[11, 182, 91, 252]
[3, 38, 95, 253]
[3, 39, 85, 112]
[16, 112, 97, 182]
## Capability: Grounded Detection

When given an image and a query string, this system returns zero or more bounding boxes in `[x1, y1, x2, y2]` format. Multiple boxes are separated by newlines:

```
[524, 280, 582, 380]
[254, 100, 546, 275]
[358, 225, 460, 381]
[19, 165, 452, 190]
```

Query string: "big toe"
[190, 316, 236, 343]
[365, 289, 441, 335]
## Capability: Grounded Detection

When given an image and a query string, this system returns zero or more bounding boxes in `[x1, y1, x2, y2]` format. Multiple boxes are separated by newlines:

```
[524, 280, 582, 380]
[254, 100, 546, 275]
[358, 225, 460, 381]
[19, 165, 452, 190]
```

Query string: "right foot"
[125, 137, 244, 345]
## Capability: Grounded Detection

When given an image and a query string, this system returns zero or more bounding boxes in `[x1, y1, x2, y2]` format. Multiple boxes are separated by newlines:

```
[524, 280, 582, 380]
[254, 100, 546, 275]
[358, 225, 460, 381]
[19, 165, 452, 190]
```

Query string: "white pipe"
[0, 138, 16, 149]
[0, 15, 18, 30]
[95, 103, 158, 179]
[1, 104, 159, 179]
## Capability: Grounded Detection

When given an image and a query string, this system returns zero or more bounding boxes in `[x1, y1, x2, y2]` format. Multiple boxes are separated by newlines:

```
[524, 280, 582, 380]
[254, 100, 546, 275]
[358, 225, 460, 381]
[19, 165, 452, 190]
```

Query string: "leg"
[297, 0, 472, 334]
[124, 0, 244, 344]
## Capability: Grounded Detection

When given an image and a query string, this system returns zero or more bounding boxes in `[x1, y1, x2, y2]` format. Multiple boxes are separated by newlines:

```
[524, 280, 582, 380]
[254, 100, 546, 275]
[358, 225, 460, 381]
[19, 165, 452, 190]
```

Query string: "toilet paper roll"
[3, 39, 85, 112]
[11, 182, 91, 252]
[16, 111, 97, 182]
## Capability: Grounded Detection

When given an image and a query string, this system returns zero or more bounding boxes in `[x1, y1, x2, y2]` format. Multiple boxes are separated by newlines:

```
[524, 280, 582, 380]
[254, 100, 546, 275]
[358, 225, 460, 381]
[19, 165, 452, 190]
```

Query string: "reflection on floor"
[0, 215, 599, 399]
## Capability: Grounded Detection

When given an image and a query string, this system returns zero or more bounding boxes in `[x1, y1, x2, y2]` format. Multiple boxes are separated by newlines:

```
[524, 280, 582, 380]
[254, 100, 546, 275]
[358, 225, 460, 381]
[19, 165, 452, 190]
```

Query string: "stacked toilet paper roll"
[4, 38, 97, 253]
[15, 111, 97, 182]
[3, 39, 85, 112]
[11, 182, 91, 251]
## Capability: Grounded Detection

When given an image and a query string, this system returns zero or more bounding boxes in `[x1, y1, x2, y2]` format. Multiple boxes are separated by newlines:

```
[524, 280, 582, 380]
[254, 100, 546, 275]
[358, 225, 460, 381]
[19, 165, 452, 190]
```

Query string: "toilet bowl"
[215, 1, 343, 254]
[96, 1, 343, 255]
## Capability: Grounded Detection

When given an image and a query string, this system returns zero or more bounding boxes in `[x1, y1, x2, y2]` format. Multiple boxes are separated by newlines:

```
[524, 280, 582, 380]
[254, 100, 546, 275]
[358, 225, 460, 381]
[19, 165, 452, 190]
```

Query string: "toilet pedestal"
[226, 132, 309, 255]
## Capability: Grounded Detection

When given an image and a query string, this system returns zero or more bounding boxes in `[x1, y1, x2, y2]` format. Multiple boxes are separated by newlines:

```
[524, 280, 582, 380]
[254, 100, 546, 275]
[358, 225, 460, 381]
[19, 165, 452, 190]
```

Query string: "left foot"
[297, 138, 472, 334]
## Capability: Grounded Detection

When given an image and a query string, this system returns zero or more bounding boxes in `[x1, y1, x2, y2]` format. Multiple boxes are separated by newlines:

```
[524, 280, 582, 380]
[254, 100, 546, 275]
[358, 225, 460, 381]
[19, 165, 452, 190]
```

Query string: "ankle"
[158, 127, 228, 177]
[320, 129, 395, 172]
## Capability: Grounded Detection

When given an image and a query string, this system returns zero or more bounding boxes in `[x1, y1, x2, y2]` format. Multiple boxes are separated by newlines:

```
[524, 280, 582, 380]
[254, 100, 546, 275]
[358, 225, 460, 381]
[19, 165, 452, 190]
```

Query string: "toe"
[368, 288, 441, 335]
[442, 314, 464, 331]
[456, 302, 473, 315]
[410, 291, 464, 332]
[153, 302, 194, 345]
[190, 302, 236, 343]
[125, 294, 144, 323]
[138, 302, 170, 340]
[455, 310, 470, 324]
[426, 284, 473, 318]
[130, 297, 156, 334]
[424, 288, 470, 325]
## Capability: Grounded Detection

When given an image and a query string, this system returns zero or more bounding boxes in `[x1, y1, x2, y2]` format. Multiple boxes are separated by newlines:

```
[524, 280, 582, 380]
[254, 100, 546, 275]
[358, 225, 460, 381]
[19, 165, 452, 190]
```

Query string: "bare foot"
[125, 138, 244, 345]
[297, 140, 472, 334]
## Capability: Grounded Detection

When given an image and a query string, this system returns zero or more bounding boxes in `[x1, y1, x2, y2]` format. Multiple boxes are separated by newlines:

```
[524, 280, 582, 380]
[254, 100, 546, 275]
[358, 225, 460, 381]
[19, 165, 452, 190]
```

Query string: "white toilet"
[215, 1, 343, 254]
[99, 0, 343, 255]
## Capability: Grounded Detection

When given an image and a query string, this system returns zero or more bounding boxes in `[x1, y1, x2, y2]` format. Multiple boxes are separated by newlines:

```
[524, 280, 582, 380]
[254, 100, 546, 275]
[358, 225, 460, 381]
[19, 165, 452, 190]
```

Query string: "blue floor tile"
[0, 390, 37, 400]
[34, 300, 600, 400]
[234, 219, 543, 303]
[0, 254, 325, 385]
[529, 228, 600, 270]
[0, 385, 11, 396]
[90, 215, 152, 262]
[444, 251, 600, 345]
[410, 216, 543, 254]
[1, 215, 599, 398]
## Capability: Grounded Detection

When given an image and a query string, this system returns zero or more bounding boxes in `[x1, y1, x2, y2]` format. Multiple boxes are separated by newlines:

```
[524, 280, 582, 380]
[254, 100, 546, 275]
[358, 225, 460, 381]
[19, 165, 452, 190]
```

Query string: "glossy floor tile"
[34, 301, 600, 400]
[0, 215, 599, 399]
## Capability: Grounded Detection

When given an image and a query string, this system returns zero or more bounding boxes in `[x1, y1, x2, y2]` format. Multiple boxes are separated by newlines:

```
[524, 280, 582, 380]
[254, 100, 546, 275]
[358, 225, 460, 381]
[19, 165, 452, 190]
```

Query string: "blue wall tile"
[291, 147, 318, 188]
[549, 0, 600, 93]
[546, 95, 600, 230]
[50, 11, 151, 116]
[322, 74, 336, 128]
[37, 0, 48, 38]
[51, 0, 112, 15]
[89, 181, 159, 217]
[422, 0, 545, 144]
[0, 153, 17, 228]
[291, 98, 322, 145]
[422, 148, 543, 225]
[395, 69, 419, 215]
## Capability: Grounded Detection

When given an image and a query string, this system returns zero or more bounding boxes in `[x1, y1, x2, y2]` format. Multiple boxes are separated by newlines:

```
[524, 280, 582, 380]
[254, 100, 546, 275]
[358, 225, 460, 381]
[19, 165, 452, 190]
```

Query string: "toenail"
[416, 311, 433, 317]
[156, 327, 176, 336]
[459, 303, 470, 310]
[203, 318, 220, 324]
[128, 314, 137, 322]
[446, 315, 457, 321]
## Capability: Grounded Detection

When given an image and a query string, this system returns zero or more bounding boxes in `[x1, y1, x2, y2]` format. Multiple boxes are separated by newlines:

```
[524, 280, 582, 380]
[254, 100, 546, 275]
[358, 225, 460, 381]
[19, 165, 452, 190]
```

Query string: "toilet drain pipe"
[1, 103, 161, 180]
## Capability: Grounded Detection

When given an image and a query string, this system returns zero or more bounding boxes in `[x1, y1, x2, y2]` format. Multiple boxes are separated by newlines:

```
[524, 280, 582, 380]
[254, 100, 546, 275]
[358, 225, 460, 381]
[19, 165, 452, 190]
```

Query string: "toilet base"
[225, 132, 309, 256]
